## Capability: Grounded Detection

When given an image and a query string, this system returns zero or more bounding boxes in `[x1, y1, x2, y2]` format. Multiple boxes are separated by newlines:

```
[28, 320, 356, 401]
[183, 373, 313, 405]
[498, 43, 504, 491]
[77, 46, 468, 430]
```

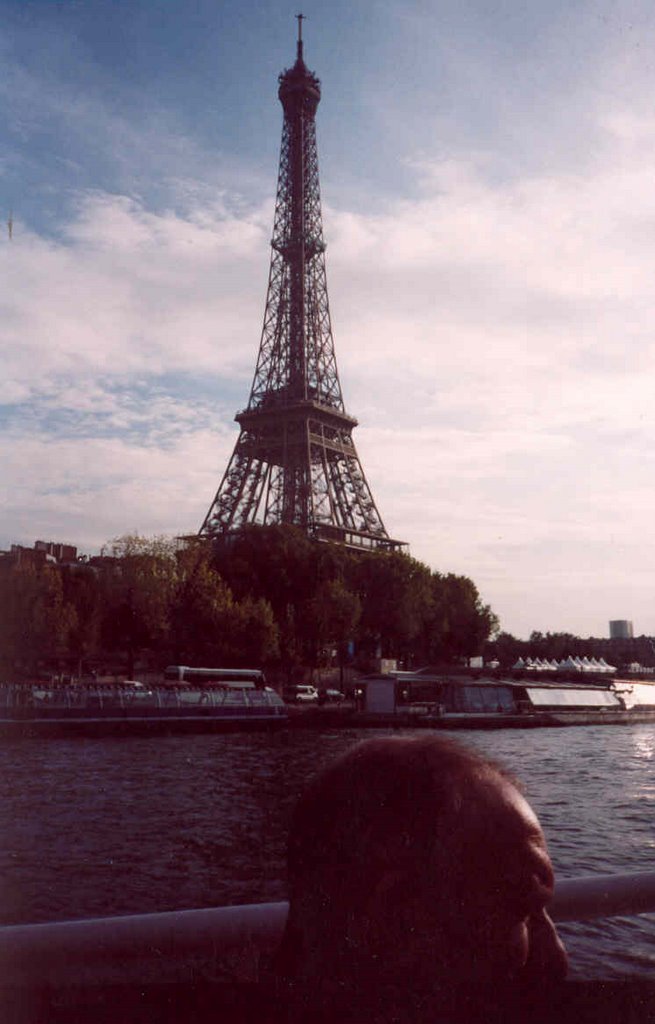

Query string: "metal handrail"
[550, 870, 655, 922]
[2, 872, 654, 986]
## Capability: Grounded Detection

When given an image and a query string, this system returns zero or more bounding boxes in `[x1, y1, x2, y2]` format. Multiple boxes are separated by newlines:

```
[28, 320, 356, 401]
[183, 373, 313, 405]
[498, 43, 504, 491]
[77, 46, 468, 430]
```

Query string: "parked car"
[319, 688, 345, 704]
[283, 684, 319, 704]
[122, 681, 154, 697]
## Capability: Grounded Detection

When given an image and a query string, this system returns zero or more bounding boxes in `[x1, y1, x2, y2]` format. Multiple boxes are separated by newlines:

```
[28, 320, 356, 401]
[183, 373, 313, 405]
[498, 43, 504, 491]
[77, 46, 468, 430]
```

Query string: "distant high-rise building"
[609, 620, 634, 639]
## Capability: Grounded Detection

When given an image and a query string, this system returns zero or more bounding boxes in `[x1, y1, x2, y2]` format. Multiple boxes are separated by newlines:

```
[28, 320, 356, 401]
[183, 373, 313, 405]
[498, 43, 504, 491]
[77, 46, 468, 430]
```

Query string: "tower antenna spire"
[296, 13, 304, 61]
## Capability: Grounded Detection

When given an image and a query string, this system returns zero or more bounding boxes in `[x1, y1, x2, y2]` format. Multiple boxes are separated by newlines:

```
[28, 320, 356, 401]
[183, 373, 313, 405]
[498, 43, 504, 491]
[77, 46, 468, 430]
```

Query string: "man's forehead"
[491, 775, 544, 837]
[441, 771, 550, 871]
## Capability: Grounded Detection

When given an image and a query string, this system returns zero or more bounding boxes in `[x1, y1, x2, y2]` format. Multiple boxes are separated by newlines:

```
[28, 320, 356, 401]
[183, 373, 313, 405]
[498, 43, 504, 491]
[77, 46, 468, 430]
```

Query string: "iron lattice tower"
[200, 22, 404, 552]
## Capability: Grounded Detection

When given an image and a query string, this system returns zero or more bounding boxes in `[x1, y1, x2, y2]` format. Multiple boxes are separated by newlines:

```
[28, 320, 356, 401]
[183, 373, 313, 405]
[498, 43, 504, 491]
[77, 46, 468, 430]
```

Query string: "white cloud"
[0, 425, 234, 552]
[324, 107, 655, 635]
[1, 192, 270, 403]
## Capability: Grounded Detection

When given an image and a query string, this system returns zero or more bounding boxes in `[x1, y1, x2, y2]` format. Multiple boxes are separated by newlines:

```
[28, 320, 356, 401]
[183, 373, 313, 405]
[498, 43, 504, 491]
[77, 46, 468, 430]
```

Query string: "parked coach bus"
[162, 666, 268, 688]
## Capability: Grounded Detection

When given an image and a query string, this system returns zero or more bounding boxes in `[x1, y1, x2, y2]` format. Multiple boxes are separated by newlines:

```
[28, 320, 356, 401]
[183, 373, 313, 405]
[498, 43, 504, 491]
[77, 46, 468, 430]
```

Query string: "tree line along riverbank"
[0, 525, 497, 682]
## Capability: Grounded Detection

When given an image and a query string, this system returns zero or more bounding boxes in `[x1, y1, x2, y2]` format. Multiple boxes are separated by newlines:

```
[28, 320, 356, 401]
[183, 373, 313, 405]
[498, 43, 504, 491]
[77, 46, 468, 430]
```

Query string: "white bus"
[162, 666, 267, 689]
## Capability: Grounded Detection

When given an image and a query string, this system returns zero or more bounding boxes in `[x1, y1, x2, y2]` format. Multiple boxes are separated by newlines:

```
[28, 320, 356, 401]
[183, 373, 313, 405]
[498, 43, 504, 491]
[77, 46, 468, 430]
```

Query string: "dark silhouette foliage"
[0, 527, 498, 679]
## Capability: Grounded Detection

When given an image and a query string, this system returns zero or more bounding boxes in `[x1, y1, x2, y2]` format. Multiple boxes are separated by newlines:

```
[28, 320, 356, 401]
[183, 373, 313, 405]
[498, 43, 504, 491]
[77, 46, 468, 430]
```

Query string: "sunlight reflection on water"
[632, 729, 655, 761]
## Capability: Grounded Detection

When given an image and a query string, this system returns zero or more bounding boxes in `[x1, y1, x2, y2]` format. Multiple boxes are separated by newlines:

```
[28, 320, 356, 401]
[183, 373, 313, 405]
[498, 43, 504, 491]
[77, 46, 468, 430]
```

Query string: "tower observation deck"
[200, 21, 404, 553]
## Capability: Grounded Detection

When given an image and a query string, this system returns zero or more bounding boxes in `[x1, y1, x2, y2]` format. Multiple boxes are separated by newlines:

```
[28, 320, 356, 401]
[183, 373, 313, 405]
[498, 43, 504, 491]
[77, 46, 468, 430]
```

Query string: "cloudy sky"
[2, 0, 655, 639]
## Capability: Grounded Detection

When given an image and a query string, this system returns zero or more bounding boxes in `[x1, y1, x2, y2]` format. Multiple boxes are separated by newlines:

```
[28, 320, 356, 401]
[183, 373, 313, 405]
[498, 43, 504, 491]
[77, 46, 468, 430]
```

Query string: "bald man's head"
[279, 736, 566, 1022]
[286, 736, 500, 913]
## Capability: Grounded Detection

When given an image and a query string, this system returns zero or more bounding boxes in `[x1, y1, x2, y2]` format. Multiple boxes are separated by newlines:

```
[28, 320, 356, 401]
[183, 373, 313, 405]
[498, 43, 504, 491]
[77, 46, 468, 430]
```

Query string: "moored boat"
[354, 673, 655, 729]
[0, 670, 287, 737]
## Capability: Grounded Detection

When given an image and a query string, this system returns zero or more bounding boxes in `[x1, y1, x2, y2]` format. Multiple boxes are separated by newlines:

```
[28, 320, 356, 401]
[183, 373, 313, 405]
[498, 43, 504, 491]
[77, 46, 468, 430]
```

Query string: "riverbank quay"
[286, 704, 655, 730]
[3, 673, 655, 736]
[5, 705, 655, 736]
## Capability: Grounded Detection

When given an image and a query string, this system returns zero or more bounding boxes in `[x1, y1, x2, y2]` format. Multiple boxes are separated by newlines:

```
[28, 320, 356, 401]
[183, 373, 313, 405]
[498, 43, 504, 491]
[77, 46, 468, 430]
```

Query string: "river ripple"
[0, 724, 653, 979]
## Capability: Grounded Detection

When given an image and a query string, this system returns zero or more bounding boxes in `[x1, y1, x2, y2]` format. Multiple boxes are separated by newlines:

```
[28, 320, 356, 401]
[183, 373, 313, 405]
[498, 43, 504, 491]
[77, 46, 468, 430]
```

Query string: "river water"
[1, 724, 654, 979]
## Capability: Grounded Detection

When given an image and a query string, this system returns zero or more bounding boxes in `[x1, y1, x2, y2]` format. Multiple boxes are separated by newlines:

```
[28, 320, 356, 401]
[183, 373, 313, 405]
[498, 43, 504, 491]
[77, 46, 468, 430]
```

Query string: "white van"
[283, 684, 319, 703]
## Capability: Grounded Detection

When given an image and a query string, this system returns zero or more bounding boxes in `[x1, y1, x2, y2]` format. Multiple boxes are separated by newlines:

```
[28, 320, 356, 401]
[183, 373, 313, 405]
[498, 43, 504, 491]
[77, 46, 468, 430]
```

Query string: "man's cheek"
[480, 919, 530, 977]
[507, 921, 530, 971]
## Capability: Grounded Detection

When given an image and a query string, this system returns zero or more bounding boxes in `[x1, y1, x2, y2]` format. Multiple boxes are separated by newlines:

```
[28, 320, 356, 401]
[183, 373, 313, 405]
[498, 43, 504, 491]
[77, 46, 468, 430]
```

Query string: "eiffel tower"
[200, 20, 404, 553]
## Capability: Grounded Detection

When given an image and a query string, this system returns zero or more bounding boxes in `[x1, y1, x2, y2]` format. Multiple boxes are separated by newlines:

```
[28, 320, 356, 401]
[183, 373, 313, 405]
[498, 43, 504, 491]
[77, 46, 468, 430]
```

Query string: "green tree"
[170, 556, 279, 666]
[171, 558, 237, 664]
[484, 631, 525, 668]
[35, 565, 78, 667]
[308, 578, 362, 670]
[0, 563, 77, 675]
[348, 551, 433, 662]
[212, 525, 317, 674]
[427, 573, 498, 663]
[99, 534, 180, 675]
[62, 566, 102, 675]
[230, 595, 280, 665]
